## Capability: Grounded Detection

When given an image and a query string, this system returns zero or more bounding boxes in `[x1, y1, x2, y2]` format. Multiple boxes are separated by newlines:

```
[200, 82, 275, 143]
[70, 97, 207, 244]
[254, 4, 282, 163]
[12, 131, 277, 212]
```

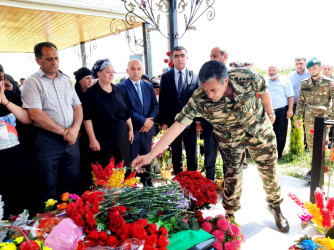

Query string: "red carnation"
[91, 200, 100, 214]
[109, 213, 126, 235]
[73, 213, 85, 227]
[98, 231, 109, 245]
[131, 223, 148, 240]
[145, 234, 158, 246]
[168, 62, 173, 67]
[19, 240, 40, 250]
[86, 230, 99, 241]
[86, 212, 97, 229]
[158, 227, 168, 236]
[107, 235, 119, 248]
[147, 223, 157, 235]
[136, 218, 148, 227]
[166, 51, 171, 56]
[157, 235, 169, 248]
[164, 59, 169, 63]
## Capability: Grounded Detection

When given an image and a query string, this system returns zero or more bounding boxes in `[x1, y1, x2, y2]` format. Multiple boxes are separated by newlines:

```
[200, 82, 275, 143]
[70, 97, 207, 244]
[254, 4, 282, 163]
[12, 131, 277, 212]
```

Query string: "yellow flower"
[92, 172, 97, 185]
[14, 236, 24, 244]
[305, 201, 323, 228]
[107, 169, 125, 188]
[122, 177, 139, 187]
[43, 247, 52, 250]
[35, 239, 43, 247]
[45, 199, 58, 207]
[0, 242, 16, 250]
[314, 236, 334, 249]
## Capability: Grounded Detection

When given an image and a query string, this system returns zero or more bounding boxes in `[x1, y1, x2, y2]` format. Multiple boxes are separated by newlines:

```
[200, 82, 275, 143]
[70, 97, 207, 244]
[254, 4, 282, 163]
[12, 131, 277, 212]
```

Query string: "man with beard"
[296, 58, 334, 180]
[267, 65, 294, 159]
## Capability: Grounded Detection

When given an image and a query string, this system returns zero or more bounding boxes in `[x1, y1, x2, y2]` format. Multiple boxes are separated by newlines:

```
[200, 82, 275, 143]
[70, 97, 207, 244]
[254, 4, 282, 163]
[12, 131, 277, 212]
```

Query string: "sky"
[1, 0, 334, 81]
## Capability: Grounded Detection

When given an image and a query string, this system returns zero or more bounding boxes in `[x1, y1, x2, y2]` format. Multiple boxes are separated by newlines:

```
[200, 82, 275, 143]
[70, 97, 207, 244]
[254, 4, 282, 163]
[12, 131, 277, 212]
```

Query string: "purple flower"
[298, 209, 313, 223]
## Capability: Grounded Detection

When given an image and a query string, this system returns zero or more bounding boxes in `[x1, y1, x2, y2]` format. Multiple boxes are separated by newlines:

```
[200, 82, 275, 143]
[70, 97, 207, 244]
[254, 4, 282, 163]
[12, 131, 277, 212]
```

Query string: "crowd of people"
[1, 41, 334, 235]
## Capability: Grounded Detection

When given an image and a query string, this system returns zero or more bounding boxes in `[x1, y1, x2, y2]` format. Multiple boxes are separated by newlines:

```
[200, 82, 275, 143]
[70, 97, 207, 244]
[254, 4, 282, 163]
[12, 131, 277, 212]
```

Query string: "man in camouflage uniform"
[296, 58, 334, 168]
[132, 60, 290, 233]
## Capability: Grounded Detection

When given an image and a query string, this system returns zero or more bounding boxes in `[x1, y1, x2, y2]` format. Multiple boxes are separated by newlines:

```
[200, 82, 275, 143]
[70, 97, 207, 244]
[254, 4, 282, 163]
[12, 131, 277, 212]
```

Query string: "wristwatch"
[267, 112, 275, 117]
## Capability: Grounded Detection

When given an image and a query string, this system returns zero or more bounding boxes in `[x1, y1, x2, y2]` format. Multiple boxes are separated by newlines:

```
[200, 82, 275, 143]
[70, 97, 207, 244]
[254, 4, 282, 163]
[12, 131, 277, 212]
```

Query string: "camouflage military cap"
[306, 58, 321, 69]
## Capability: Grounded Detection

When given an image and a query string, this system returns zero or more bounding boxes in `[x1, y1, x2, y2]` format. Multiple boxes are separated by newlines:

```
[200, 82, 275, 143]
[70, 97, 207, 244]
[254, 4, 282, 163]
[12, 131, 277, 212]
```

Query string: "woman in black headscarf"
[82, 59, 133, 170]
[73, 67, 94, 193]
[74, 67, 94, 100]
[4, 74, 21, 96]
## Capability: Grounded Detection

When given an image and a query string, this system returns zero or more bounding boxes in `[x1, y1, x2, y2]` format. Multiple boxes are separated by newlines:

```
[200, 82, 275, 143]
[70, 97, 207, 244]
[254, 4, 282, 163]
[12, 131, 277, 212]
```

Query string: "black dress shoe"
[267, 205, 289, 233]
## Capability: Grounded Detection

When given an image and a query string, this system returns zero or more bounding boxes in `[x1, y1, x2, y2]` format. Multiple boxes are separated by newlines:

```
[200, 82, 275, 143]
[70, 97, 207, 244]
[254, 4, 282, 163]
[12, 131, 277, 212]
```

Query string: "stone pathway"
[202, 164, 316, 250]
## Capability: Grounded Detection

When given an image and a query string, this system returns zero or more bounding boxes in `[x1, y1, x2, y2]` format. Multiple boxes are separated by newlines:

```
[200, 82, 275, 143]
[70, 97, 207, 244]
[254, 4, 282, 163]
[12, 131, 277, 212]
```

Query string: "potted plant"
[215, 154, 224, 191]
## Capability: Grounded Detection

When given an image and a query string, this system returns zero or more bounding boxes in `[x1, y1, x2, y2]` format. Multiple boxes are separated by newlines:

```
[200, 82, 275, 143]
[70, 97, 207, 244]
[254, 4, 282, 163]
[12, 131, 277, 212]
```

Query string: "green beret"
[306, 58, 321, 69]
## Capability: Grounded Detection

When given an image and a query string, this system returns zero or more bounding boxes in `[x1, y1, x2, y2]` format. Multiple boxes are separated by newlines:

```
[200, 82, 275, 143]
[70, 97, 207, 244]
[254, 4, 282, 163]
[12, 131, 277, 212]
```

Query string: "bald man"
[118, 59, 158, 186]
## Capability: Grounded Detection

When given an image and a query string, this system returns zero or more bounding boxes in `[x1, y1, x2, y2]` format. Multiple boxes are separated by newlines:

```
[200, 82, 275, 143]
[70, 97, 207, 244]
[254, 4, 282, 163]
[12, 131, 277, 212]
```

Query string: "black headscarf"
[5, 74, 21, 96]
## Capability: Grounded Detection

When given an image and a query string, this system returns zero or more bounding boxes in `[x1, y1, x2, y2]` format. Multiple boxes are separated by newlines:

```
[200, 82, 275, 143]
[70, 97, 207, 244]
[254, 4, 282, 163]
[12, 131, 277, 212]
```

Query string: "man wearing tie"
[118, 59, 158, 186]
[159, 46, 199, 175]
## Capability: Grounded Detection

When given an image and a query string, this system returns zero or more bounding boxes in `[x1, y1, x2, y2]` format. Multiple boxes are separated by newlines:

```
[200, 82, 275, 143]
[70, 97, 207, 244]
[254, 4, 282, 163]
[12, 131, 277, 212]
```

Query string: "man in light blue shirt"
[288, 57, 310, 150]
[268, 65, 294, 158]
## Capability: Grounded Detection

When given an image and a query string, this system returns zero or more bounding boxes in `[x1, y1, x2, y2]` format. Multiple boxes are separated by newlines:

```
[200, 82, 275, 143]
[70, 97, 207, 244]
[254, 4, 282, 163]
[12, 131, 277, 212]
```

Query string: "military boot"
[267, 205, 289, 233]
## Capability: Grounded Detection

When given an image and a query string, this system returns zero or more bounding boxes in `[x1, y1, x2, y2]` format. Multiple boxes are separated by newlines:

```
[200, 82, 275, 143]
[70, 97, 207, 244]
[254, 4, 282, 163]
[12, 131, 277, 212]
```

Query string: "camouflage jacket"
[175, 68, 275, 148]
[295, 74, 334, 120]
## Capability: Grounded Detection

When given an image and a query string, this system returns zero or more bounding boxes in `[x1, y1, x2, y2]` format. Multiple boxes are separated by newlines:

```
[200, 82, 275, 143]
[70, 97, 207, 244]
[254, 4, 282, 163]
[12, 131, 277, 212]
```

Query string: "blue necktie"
[135, 83, 143, 105]
[178, 71, 183, 95]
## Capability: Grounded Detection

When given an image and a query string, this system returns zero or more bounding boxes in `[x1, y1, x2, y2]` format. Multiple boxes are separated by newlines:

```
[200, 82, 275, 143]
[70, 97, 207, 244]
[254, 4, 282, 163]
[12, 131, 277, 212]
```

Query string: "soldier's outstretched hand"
[131, 154, 152, 173]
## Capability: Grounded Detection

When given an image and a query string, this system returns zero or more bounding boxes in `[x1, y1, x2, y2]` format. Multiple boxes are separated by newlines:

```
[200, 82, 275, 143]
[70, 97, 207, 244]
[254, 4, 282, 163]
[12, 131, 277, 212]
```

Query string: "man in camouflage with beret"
[296, 58, 334, 180]
[132, 60, 290, 233]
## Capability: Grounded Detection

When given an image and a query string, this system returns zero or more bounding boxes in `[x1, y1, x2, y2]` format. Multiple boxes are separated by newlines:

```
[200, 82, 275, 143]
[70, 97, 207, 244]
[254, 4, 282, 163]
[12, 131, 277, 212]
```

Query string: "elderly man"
[268, 65, 294, 158]
[158, 46, 199, 175]
[118, 59, 158, 186]
[133, 60, 290, 233]
[323, 64, 334, 79]
[296, 58, 334, 181]
[21, 42, 83, 200]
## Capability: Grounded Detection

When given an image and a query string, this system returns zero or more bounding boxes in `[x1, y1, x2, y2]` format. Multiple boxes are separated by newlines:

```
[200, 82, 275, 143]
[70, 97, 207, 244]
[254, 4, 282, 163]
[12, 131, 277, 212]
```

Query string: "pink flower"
[212, 229, 224, 242]
[216, 214, 224, 218]
[232, 239, 241, 249]
[69, 194, 80, 201]
[297, 210, 313, 223]
[288, 193, 306, 209]
[224, 241, 236, 250]
[205, 216, 213, 221]
[228, 224, 240, 237]
[216, 218, 229, 231]
[201, 222, 213, 233]
[213, 241, 223, 250]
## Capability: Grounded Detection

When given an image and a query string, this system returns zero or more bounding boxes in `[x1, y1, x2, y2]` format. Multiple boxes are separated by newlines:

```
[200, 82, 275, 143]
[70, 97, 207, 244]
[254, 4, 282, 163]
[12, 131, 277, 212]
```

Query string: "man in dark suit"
[159, 46, 199, 175]
[118, 59, 158, 186]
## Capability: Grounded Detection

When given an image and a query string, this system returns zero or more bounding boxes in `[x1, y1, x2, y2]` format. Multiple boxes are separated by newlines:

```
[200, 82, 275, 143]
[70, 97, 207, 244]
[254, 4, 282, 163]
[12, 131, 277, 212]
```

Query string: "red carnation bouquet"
[173, 171, 218, 208]
[196, 213, 243, 250]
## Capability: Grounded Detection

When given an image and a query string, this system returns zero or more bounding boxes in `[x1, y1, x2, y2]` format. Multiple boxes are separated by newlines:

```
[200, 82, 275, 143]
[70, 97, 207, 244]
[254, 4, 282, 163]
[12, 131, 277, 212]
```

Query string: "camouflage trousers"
[220, 133, 283, 214]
